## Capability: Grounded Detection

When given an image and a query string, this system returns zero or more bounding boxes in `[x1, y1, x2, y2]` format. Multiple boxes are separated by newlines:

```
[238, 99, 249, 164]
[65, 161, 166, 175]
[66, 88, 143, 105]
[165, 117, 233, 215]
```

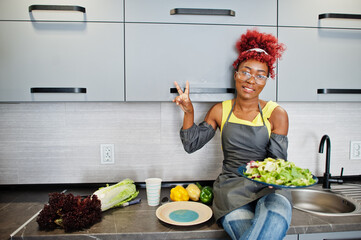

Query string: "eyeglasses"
[236, 71, 268, 85]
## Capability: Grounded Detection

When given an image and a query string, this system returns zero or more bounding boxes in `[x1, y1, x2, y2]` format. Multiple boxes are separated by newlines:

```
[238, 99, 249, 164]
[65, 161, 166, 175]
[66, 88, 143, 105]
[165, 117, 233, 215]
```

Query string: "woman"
[173, 29, 292, 240]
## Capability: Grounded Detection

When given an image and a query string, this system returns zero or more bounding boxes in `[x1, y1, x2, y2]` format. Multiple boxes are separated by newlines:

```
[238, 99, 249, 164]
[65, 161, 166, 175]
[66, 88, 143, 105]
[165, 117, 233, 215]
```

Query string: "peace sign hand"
[173, 81, 194, 114]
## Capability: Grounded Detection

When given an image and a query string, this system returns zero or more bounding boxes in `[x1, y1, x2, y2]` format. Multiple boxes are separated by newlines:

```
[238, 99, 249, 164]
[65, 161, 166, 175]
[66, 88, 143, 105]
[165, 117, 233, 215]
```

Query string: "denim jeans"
[220, 193, 292, 240]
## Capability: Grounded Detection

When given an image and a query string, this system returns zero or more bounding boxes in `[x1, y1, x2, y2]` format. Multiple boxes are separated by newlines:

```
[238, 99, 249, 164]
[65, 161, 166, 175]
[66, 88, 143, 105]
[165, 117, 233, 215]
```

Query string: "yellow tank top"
[220, 100, 279, 137]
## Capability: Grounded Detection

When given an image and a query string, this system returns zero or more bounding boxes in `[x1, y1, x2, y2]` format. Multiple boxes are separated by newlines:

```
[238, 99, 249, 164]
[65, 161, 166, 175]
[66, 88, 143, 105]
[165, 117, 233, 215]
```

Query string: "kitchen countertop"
[1, 183, 361, 240]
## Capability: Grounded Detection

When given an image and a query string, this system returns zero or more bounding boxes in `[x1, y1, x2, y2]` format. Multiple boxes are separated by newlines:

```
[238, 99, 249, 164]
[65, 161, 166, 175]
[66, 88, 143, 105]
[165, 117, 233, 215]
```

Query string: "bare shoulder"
[209, 102, 223, 114]
[204, 102, 223, 130]
[271, 105, 288, 120]
[269, 105, 289, 135]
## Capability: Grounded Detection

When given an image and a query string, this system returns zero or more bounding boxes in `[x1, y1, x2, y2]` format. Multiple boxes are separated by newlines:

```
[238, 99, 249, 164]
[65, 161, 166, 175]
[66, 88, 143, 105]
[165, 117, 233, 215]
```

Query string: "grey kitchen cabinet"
[278, 27, 361, 102]
[298, 230, 361, 240]
[124, 0, 277, 102]
[279, 0, 361, 29]
[0, 0, 124, 102]
[125, 24, 277, 102]
[277, 0, 361, 102]
[0, 0, 124, 22]
[125, 0, 277, 26]
[284, 235, 298, 240]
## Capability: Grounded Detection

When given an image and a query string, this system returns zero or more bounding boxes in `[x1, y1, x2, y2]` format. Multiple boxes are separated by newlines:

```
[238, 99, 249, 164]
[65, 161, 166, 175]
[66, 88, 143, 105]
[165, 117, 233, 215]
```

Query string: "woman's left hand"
[173, 81, 194, 114]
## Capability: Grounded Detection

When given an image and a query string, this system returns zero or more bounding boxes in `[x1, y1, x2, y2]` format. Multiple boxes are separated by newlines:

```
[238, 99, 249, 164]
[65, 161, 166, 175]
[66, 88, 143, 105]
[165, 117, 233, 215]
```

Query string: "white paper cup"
[145, 178, 162, 206]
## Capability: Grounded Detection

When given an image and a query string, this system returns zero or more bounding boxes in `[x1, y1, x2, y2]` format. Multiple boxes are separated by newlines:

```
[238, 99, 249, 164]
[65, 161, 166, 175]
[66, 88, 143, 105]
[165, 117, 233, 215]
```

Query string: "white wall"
[0, 101, 360, 184]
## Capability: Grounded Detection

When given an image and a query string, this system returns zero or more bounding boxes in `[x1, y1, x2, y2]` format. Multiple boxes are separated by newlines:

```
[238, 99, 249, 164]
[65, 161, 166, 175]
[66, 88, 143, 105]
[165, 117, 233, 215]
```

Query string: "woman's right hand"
[173, 81, 194, 114]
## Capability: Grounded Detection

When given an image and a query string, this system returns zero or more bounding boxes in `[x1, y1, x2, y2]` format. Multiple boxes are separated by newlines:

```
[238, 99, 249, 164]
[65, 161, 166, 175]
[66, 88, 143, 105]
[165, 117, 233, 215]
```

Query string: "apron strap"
[225, 100, 236, 124]
[225, 100, 266, 126]
[258, 102, 266, 126]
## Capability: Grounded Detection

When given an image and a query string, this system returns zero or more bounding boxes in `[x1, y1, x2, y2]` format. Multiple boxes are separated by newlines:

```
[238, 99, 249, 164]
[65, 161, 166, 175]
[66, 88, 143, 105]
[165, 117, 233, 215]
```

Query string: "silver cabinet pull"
[29, 5, 86, 13]
[170, 88, 235, 94]
[31, 88, 87, 93]
[170, 8, 235, 17]
[317, 89, 361, 94]
[319, 13, 361, 20]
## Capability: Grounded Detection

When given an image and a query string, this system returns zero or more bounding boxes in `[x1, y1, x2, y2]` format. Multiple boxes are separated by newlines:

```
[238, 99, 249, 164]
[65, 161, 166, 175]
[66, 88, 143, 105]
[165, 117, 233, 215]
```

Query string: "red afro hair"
[233, 29, 286, 79]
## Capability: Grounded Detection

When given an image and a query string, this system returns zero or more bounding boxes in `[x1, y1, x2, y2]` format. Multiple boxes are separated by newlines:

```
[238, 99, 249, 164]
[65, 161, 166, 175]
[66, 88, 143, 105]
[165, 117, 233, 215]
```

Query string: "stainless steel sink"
[291, 184, 361, 216]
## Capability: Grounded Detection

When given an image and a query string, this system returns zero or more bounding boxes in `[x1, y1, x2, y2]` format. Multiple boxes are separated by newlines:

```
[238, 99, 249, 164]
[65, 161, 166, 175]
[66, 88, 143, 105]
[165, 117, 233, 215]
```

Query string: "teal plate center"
[169, 209, 199, 222]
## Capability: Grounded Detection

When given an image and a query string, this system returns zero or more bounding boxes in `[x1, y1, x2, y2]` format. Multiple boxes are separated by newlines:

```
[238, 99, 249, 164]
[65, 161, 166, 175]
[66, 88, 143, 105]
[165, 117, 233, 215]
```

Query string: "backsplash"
[0, 101, 360, 184]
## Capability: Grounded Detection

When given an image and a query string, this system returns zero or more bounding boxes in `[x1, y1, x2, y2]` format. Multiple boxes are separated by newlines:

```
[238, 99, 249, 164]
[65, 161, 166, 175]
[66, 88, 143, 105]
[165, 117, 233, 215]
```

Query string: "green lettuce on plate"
[244, 158, 316, 186]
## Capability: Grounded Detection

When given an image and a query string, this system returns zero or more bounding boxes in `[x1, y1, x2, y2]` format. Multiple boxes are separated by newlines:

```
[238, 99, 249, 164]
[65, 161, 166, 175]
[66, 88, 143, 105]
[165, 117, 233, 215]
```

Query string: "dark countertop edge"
[9, 225, 361, 240]
[11, 230, 230, 240]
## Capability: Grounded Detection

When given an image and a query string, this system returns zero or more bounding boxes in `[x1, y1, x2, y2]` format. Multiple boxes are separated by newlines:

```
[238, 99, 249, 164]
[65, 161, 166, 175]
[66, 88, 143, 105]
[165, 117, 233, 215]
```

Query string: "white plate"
[156, 201, 213, 226]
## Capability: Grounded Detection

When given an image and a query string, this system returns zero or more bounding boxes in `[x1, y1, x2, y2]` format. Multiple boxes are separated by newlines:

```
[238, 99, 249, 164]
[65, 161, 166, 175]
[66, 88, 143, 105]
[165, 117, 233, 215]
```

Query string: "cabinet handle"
[317, 89, 361, 94]
[319, 13, 361, 20]
[31, 88, 87, 93]
[29, 5, 86, 13]
[170, 88, 235, 94]
[170, 8, 235, 17]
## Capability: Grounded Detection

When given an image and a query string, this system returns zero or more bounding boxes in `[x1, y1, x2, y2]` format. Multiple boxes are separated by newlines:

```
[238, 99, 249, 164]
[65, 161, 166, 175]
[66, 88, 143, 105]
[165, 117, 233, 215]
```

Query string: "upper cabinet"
[2, 0, 359, 102]
[279, 0, 361, 29]
[277, 0, 361, 101]
[125, 0, 277, 25]
[0, 0, 123, 22]
[0, 0, 124, 102]
[124, 0, 277, 102]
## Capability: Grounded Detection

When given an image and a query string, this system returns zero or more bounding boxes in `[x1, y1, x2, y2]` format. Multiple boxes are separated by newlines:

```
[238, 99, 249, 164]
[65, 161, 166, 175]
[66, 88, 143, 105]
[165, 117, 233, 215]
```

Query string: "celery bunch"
[93, 178, 139, 211]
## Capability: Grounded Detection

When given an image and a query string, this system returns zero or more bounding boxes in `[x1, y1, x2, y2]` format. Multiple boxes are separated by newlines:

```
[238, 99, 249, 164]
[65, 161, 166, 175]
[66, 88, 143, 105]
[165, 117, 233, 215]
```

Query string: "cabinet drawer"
[0, 0, 123, 22]
[125, 0, 276, 26]
[278, 28, 361, 102]
[0, 22, 124, 102]
[125, 24, 276, 102]
[279, 0, 361, 29]
[299, 230, 361, 240]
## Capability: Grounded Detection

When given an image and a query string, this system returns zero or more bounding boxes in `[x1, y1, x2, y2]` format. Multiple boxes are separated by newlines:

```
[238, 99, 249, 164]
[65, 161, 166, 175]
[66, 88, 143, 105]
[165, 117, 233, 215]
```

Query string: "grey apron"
[212, 100, 289, 222]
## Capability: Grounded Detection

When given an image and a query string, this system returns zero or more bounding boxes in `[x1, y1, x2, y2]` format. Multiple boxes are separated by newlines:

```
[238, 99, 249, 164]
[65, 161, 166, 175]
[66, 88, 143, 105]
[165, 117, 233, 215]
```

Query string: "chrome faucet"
[319, 135, 343, 189]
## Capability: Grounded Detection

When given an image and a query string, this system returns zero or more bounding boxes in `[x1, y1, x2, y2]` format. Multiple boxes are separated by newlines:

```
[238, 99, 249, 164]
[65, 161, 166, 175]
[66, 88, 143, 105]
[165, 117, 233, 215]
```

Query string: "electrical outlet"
[350, 141, 361, 160]
[100, 144, 115, 164]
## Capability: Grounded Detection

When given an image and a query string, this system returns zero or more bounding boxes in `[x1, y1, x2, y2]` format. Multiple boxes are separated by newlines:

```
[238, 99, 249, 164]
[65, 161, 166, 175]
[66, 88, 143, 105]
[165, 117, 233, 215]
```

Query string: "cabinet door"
[125, 0, 276, 26]
[284, 235, 298, 240]
[278, 27, 361, 101]
[0, 0, 123, 22]
[299, 230, 361, 240]
[279, 0, 361, 29]
[125, 24, 277, 102]
[0, 21, 124, 101]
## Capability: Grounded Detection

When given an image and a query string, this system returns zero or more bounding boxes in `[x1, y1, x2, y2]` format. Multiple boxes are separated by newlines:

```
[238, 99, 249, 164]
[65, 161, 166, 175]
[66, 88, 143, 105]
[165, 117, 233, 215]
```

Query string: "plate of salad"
[238, 158, 318, 188]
